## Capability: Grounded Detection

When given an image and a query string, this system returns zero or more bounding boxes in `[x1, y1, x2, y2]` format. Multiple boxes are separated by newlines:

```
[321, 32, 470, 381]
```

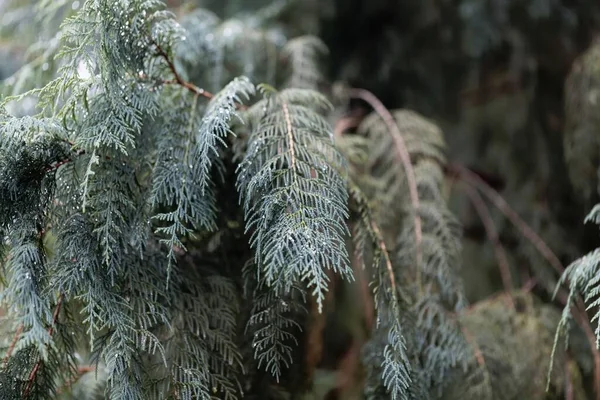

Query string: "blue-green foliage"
[150, 77, 254, 282]
[0, 131, 68, 358]
[347, 181, 412, 399]
[244, 263, 306, 382]
[174, 7, 282, 92]
[236, 87, 352, 380]
[350, 110, 470, 399]
[237, 88, 352, 311]
[0, 0, 357, 398]
[555, 204, 600, 354]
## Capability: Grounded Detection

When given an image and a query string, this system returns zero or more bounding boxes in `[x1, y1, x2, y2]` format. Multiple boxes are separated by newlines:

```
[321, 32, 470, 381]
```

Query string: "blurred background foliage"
[3, 0, 600, 398]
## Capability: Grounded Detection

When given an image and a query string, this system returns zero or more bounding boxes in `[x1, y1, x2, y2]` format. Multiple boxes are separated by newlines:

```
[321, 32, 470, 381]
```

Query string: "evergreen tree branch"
[23, 294, 63, 399]
[459, 325, 493, 398]
[461, 182, 514, 301]
[347, 181, 411, 399]
[246, 281, 305, 382]
[346, 88, 423, 292]
[152, 38, 249, 111]
[370, 221, 397, 302]
[238, 88, 351, 313]
[238, 88, 351, 382]
[151, 38, 214, 100]
[449, 163, 563, 275]
[450, 164, 600, 397]
[282, 36, 328, 90]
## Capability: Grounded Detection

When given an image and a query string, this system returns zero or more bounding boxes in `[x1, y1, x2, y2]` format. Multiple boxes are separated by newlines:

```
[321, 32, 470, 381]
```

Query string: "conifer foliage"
[0, 0, 355, 398]
[2, 0, 576, 399]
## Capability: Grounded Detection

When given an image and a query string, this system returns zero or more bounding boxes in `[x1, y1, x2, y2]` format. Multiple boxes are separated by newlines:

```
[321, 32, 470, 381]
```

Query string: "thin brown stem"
[152, 41, 252, 113]
[44, 147, 85, 173]
[23, 295, 64, 398]
[450, 163, 600, 395]
[461, 182, 514, 302]
[450, 163, 564, 276]
[151, 40, 213, 100]
[521, 278, 537, 293]
[461, 325, 493, 397]
[371, 221, 396, 292]
[352, 225, 375, 329]
[575, 299, 600, 399]
[333, 114, 362, 138]
[564, 296, 600, 399]
[3, 324, 23, 367]
[348, 88, 423, 291]
[565, 353, 574, 400]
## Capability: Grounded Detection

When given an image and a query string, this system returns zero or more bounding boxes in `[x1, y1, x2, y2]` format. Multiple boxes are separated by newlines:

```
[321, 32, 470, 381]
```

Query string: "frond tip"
[282, 35, 328, 89]
[193, 76, 255, 195]
[237, 88, 353, 313]
[556, 204, 600, 346]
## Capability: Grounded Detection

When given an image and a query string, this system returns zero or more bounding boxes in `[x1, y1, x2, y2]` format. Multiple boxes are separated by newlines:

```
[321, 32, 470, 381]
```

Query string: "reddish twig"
[334, 114, 362, 138]
[152, 41, 245, 104]
[3, 324, 23, 367]
[565, 354, 574, 400]
[55, 365, 95, 395]
[461, 182, 514, 302]
[560, 295, 600, 399]
[449, 163, 600, 398]
[449, 163, 564, 276]
[370, 221, 397, 294]
[574, 299, 600, 399]
[461, 325, 493, 397]
[305, 295, 327, 386]
[45, 158, 71, 173]
[44, 146, 87, 173]
[152, 40, 252, 112]
[151, 40, 214, 100]
[335, 340, 361, 394]
[348, 88, 423, 290]
[353, 243, 375, 330]
[521, 278, 537, 293]
[23, 295, 64, 398]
